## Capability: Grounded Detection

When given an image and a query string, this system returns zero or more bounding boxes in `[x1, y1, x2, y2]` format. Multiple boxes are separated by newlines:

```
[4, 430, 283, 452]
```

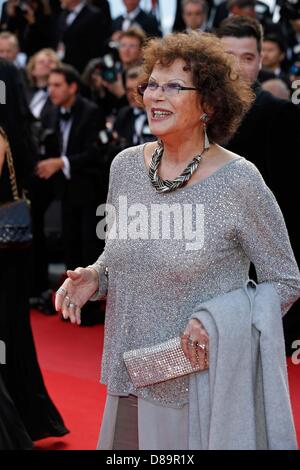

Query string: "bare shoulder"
[208, 144, 242, 165]
[190, 144, 243, 184]
[211, 145, 266, 186]
[144, 141, 159, 166]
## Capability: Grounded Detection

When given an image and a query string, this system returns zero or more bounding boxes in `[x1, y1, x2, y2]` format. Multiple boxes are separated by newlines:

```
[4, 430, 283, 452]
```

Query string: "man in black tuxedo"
[113, 66, 155, 149]
[180, 0, 211, 33]
[218, 15, 300, 355]
[36, 64, 107, 323]
[260, 34, 290, 88]
[55, 0, 111, 72]
[37, 64, 106, 267]
[112, 0, 161, 38]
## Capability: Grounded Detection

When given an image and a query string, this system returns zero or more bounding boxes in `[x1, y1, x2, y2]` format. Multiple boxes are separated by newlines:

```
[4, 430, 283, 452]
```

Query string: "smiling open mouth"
[151, 109, 173, 120]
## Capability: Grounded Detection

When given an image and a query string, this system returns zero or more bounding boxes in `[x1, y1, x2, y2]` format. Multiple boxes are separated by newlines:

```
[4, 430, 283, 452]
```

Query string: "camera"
[100, 54, 118, 83]
[18, 0, 31, 12]
[289, 62, 300, 76]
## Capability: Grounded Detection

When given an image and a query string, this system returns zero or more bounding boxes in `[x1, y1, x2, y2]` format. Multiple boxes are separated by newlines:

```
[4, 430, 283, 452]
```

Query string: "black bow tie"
[59, 109, 72, 121]
[33, 86, 47, 93]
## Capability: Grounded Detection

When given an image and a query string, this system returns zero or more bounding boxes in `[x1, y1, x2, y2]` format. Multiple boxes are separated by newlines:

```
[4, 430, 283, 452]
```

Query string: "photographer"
[0, 0, 54, 57]
[113, 66, 155, 149]
[82, 27, 145, 120]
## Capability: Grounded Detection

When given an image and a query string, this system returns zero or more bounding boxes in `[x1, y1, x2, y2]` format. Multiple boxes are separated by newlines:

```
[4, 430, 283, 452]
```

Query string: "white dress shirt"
[65, 1, 86, 26]
[59, 108, 73, 179]
[29, 89, 48, 119]
[132, 107, 147, 145]
[122, 6, 141, 31]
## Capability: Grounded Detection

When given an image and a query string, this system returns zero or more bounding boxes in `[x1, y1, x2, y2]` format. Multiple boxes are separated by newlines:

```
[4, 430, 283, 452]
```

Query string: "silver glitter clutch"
[123, 337, 206, 388]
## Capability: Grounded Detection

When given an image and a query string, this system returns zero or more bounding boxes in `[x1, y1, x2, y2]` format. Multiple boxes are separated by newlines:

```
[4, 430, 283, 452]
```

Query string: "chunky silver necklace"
[148, 142, 208, 193]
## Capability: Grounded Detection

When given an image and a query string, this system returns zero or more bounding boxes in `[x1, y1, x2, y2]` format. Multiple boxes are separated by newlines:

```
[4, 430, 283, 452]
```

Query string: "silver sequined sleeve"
[236, 162, 300, 315]
[87, 252, 108, 301]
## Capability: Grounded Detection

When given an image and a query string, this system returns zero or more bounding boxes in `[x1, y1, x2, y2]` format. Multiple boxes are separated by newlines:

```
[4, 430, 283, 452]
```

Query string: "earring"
[200, 113, 210, 150]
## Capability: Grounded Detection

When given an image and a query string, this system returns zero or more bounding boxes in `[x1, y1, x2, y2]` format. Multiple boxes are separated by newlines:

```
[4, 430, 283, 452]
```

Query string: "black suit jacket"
[226, 83, 300, 262]
[114, 106, 137, 148]
[112, 9, 161, 37]
[114, 106, 155, 147]
[25, 87, 54, 123]
[227, 83, 300, 345]
[55, 4, 111, 72]
[41, 95, 106, 205]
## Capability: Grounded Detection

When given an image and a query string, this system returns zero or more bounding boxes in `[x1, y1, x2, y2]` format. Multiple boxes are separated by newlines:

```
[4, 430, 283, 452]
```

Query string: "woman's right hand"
[55, 267, 99, 325]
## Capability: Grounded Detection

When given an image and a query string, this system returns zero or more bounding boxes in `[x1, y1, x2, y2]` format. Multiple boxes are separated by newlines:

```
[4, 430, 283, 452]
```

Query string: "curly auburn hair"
[137, 32, 254, 144]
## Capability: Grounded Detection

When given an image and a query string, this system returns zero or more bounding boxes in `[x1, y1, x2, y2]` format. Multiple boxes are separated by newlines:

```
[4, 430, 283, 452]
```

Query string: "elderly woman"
[55, 33, 300, 450]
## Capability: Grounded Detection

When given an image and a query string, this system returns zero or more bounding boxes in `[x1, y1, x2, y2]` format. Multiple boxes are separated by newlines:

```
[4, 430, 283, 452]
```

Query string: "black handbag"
[0, 127, 32, 250]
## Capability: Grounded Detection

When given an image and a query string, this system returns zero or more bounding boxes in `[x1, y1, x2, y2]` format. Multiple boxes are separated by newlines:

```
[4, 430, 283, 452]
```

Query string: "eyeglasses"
[137, 81, 200, 96]
[119, 43, 140, 49]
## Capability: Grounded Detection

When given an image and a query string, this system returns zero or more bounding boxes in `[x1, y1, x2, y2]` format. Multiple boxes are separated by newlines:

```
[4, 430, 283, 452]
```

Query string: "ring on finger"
[57, 287, 66, 295]
[188, 338, 198, 348]
[69, 302, 76, 309]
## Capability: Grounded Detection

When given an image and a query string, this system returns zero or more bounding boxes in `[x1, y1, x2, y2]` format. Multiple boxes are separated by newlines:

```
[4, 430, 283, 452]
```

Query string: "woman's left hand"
[181, 319, 209, 369]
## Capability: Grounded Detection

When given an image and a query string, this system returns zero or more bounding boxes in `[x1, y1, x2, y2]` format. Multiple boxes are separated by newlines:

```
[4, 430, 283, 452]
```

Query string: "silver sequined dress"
[89, 144, 300, 408]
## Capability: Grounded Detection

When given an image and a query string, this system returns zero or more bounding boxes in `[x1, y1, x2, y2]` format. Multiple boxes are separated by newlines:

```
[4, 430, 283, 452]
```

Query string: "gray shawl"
[188, 280, 297, 450]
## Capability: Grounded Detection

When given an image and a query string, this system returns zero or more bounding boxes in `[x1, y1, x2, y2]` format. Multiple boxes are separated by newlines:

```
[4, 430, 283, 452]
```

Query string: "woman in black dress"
[0, 59, 69, 444]
[0, 375, 33, 450]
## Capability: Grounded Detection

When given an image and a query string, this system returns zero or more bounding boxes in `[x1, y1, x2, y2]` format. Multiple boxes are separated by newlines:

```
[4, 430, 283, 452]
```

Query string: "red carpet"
[30, 310, 300, 450]
[288, 357, 300, 447]
[30, 310, 106, 450]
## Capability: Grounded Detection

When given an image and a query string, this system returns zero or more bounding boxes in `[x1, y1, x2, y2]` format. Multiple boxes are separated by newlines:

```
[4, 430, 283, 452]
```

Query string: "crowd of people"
[0, 0, 300, 450]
